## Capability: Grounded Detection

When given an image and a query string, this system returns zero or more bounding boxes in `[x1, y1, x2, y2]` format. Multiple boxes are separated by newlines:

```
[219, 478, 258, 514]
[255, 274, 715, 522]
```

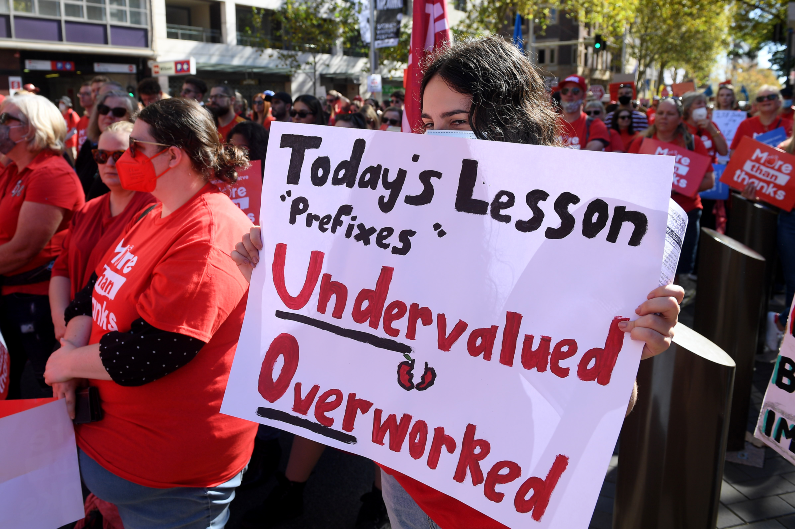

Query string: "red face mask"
[115, 147, 173, 193]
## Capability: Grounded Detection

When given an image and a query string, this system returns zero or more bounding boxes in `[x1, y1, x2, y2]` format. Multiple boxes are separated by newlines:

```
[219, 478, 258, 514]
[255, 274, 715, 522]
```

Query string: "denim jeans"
[677, 208, 702, 276]
[78, 448, 245, 529]
[779, 210, 795, 326]
[380, 471, 439, 529]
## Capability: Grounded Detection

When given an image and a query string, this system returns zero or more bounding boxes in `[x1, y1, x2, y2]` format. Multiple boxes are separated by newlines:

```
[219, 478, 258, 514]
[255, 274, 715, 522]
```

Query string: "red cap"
[557, 74, 587, 94]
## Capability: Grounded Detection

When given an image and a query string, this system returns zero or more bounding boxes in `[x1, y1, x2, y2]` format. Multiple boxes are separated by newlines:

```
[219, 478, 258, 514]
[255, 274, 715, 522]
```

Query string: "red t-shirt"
[620, 131, 641, 151]
[730, 115, 794, 150]
[685, 121, 724, 161]
[0, 151, 84, 295]
[628, 133, 711, 212]
[76, 184, 257, 488]
[558, 112, 610, 150]
[605, 129, 625, 152]
[63, 109, 81, 149]
[263, 115, 276, 130]
[76, 114, 90, 151]
[381, 466, 506, 528]
[51, 191, 157, 299]
[217, 115, 246, 142]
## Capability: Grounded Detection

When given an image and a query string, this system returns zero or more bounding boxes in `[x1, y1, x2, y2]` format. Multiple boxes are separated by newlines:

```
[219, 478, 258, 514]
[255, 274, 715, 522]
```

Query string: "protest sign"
[712, 110, 746, 147]
[637, 138, 712, 197]
[720, 136, 795, 212]
[590, 85, 605, 101]
[0, 399, 84, 528]
[609, 81, 635, 102]
[0, 330, 7, 400]
[672, 82, 696, 97]
[755, 298, 795, 464]
[374, 0, 403, 48]
[755, 127, 788, 148]
[221, 123, 673, 528]
[218, 160, 262, 225]
[700, 164, 730, 200]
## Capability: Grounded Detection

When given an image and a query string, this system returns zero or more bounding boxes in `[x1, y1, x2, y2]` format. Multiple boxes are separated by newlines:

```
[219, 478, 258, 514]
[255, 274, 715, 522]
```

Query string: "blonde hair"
[104, 121, 134, 135]
[681, 91, 707, 119]
[360, 104, 380, 130]
[8, 94, 66, 153]
[757, 85, 780, 98]
[87, 91, 137, 143]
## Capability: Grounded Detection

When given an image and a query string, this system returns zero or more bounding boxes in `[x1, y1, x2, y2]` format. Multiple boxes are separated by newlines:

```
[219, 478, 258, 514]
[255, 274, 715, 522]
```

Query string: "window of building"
[537, 47, 556, 65]
[538, 49, 545, 64]
[2, 0, 148, 24]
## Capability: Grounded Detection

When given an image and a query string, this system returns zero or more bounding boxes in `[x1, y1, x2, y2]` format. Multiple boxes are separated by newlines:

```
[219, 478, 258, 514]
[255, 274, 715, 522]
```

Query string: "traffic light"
[593, 34, 605, 53]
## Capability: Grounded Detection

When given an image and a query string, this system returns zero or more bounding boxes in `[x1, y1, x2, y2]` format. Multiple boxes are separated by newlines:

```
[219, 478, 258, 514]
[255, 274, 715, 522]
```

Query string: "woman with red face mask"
[43, 98, 257, 529]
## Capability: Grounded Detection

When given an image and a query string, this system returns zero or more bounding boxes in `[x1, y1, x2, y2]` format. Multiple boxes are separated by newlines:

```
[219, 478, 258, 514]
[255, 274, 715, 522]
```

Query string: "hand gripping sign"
[637, 138, 712, 197]
[221, 123, 673, 528]
[720, 136, 795, 212]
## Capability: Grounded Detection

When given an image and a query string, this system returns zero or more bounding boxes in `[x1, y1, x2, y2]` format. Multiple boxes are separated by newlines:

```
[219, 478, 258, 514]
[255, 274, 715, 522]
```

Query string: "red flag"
[402, 0, 452, 133]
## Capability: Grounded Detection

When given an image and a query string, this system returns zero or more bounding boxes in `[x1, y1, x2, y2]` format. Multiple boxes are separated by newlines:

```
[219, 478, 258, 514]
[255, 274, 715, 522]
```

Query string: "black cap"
[272, 91, 292, 105]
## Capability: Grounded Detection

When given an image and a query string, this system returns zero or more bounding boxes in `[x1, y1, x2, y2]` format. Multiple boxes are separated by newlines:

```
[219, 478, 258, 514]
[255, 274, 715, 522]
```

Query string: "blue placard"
[700, 163, 729, 200]
[755, 127, 788, 147]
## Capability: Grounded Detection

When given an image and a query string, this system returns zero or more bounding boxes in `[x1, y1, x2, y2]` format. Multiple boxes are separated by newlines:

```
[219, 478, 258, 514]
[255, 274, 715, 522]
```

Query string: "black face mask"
[618, 95, 632, 106]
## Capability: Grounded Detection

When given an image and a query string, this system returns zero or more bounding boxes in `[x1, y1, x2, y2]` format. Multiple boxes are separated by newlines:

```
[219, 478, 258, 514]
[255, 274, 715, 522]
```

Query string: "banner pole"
[369, 0, 377, 76]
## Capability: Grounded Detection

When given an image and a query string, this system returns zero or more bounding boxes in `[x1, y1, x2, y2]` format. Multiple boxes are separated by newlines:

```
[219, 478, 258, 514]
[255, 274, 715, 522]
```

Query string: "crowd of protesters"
[0, 33, 790, 529]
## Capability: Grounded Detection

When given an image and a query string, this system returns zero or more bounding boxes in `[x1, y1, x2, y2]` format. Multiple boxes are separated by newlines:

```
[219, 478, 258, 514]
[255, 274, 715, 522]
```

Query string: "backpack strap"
[585, 117, 593, 145]
[136, 204, 157, 224]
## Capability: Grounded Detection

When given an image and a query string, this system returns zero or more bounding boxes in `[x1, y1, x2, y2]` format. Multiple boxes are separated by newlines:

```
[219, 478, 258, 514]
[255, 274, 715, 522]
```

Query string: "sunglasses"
[97, 104, 128, 118]
[756, 94, 779, 103]
[618, 114, 632, 120]
[78, 91, 93, 98]
[254, 99, 264, 105]
[584, 110, 601, 116]
[384, 118, 401, 126]
[92, 149, 125, 164]
[560, 87, 581, 96]
[129, 137, 172, 158]
[0, 112, 23, 125]
[290, 110, 314, 119]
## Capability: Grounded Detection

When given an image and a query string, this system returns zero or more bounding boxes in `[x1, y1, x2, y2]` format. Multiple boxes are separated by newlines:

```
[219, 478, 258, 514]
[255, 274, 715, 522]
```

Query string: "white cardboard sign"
[0, 399, 84, 528]
[755, 298, 795, 463]
[221, 123, 673, 527]
[713, 110, 746, 146]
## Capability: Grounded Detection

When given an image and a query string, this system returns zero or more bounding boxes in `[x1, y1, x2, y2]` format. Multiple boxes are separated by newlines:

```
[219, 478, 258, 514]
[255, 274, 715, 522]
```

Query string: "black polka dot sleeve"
[65, 272, 98, 324]
[98, 318, 206, 387]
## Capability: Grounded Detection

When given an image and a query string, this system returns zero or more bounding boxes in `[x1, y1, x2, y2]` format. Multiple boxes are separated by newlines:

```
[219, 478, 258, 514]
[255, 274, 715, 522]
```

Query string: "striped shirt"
[605, 110, 649, 131]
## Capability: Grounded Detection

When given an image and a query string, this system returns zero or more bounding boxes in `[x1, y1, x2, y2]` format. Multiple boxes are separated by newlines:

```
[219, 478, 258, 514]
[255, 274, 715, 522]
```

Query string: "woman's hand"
[231, 226, 263, 284]
[742, 182, 758, 201]
[53, 316, 67, 341]
[619, 284, 684, 360]
[697, 117, 711, 130]
[44, 338, 78, 385]
[52, 379, 81, 420]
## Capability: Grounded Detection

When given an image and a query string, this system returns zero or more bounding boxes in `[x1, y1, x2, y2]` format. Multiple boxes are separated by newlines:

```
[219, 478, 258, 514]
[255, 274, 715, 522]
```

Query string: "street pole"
[528, 16, 534, 62]
[369, 0, 377, 75]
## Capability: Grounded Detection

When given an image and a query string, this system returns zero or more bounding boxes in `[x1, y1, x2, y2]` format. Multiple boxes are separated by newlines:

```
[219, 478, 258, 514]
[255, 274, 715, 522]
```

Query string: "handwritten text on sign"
[720, 136, 795, 212]
[638, 138, 711, 197]
[221, 123, 673, 528]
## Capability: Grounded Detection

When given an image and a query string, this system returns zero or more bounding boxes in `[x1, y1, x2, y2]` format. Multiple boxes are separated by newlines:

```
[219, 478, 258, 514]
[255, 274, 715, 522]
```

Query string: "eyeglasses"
[560, 87, 581, 96]
[584, 110, 601, 116]
[208, 94, 230, 101]
[290, 109, 314, 119]
[97, 104, 128, 118]
[384, 118, 401, 126]
[91, 149, 125, 164]
[618, 115, 632, 120]
[756, 94, 779, 103]
[78, 91, 93, 98]
[0, 112, 24, 125]
[129, 137, 172, 158]
[254, 99, 264, 105]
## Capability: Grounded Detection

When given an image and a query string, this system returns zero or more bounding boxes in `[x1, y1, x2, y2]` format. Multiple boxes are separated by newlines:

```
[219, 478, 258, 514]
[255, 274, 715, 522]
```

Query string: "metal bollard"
[693, 228, 766, 451]
[725, 193, 779, 356]
[614, 324, 735, 529]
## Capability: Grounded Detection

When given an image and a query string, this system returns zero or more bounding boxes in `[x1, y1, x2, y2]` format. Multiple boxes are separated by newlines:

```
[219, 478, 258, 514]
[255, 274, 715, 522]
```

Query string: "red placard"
[671, 81, 696, 97]
[217, 160, 263, 224]
[609, 81, 635, 103]
[637, 138, 712, 197]
[720, 136, 795, 212]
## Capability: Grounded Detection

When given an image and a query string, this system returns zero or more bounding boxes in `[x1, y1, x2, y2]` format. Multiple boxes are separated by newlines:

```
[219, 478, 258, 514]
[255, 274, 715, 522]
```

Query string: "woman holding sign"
[44, 98, 258, 528]
[233, 35, 684, 530]
[628, 98, 714, 293]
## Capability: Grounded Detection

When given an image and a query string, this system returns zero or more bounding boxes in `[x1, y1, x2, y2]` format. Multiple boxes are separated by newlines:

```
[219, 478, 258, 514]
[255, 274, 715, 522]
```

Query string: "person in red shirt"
[613, 109, 641, 150]
[44, 98, 257, 528]
[76, 82, 94, 153]
[59, 95, 81, 160]
[49, 121, 156, 341]
[556, 74, 610, 150]
[730, 85, 793, 152]
[585, 100, 624, 152]
[232, 36, 685, 530]
[628, 99, 714, 294]
[208, 85, 246, 141]
[0, 94, 85, 399]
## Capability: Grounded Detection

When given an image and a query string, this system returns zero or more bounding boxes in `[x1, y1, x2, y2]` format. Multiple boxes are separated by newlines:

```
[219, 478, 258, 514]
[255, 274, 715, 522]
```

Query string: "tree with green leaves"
[242, 0, 361, 96]
[729, 0, 790, 77]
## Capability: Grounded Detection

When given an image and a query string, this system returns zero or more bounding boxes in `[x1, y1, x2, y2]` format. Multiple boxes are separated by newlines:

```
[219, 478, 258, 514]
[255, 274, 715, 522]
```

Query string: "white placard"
[8, 76, 21, 96]
[94, 62, 137, 74]
[713, 110, 746, 146]
[0, 400, 84, 528]
[755, 299, 795, 463]
[222, 123, 674, 527]
[151, 57, 196, 76]
[367, 74, 383, 93]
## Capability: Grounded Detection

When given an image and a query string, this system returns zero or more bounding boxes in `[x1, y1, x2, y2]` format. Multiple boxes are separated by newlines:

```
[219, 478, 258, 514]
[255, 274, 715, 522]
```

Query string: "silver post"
[369, 0, 377, 75]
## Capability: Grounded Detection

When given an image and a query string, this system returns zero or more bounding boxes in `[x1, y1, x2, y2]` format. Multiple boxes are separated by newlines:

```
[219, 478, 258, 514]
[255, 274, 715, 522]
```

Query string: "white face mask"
[424, 129, 478, 139]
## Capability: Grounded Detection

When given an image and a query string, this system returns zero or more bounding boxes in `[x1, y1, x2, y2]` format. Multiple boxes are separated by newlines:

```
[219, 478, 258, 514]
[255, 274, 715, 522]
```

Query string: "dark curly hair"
[137, 98, 248, 184]
[228, 120, 269, 164]
[334, 112, 368, 129]
[420, 35, 559, 146]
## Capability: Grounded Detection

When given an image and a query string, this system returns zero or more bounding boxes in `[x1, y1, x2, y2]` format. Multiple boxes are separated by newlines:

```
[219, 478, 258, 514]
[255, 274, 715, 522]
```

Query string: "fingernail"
[635, 305, 642, 314]
[619, 321, 628, 330]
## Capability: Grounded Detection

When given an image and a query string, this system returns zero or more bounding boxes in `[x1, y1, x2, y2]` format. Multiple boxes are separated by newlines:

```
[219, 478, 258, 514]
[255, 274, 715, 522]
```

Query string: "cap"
[557, 74, 587, 94]
[272, 91, 292, 106]
[59, 95, 72, 107]
[263, 90, 275, 102]
[22, 83, 40, 93]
